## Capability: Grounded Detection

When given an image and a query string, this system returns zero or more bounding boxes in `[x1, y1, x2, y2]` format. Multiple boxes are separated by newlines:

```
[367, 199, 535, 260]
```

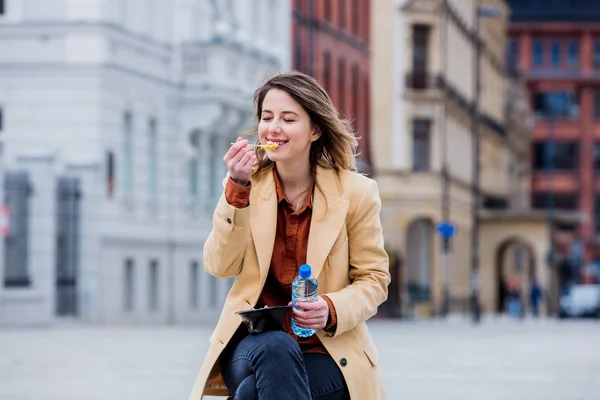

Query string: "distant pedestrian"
[530, 280, 542, 318]
[507, 276, 521, 319]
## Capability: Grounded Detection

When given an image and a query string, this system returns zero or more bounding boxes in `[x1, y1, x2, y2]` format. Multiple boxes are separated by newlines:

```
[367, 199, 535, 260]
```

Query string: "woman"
[188, 71, 390, 399]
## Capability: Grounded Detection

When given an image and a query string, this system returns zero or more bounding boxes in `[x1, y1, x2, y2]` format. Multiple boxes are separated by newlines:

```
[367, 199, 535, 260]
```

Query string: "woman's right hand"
[224, 137, 256, 187]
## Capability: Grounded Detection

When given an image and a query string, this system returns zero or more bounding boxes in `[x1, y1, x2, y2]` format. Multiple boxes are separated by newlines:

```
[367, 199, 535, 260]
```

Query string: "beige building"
[371, 0, 580, 318]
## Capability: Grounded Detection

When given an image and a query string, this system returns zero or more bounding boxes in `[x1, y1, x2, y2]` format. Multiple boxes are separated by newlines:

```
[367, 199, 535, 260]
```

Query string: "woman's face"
[257, 88, 319, 165]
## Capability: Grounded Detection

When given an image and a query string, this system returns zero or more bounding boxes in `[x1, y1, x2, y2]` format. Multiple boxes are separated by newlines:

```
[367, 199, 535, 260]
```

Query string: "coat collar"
[250, 165, 349, 282]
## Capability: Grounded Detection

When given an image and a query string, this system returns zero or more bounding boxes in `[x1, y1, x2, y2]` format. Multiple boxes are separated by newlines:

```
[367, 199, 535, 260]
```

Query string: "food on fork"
[230, 141, 280, 151]
[259, 142, 278, 151]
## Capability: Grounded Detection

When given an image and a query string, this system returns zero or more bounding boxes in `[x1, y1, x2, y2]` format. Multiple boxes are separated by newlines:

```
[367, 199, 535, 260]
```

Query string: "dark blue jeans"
[220, 330, 349, 400]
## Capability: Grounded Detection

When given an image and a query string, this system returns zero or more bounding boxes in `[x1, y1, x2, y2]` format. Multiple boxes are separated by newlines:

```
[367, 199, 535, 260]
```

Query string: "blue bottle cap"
[299, 264, 311, 278]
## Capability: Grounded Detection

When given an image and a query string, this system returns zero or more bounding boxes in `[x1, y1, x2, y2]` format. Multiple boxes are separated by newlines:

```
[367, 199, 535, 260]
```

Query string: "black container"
[235, 305, 292, 335]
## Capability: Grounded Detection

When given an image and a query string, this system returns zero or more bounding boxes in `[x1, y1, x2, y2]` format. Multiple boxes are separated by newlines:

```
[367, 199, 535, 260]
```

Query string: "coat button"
[226, 218, 232, 224]
[340, 358, 347, 367]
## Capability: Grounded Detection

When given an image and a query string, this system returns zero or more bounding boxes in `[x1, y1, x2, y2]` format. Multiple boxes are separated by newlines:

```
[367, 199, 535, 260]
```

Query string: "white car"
[559, 284, 600, 318]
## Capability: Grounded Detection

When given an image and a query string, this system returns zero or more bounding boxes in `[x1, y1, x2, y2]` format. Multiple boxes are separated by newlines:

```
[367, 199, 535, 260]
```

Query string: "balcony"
[405, 72, 438, 90]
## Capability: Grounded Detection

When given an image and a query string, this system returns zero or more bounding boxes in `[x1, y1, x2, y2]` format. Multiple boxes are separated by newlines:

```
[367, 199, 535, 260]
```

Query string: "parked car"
[559, 284, 600, 318]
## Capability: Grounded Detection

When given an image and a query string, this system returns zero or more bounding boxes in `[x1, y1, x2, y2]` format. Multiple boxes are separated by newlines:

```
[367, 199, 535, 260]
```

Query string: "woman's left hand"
[290, 296, 330, 329]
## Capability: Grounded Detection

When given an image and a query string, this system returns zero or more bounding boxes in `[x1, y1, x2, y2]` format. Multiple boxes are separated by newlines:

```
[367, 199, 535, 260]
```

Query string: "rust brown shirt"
[225, 168, 338, 354]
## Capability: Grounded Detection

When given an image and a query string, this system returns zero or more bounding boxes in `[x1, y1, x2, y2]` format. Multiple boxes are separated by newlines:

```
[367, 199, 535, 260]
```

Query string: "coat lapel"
[306, 167, 349, 280]
[249, 166, 348, 282]
[249, 171, 277, 282]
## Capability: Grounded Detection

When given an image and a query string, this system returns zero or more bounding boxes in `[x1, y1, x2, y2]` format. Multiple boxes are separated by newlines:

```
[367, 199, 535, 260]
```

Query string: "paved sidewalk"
[0, 317, 598, 399]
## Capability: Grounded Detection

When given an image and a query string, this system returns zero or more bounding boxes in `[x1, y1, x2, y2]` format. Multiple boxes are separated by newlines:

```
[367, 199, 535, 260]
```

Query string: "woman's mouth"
[267, 139, 288, 149]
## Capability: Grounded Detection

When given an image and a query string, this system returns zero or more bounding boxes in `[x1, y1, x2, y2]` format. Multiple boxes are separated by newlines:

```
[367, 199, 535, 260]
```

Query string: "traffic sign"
[436, 221, 456, 239]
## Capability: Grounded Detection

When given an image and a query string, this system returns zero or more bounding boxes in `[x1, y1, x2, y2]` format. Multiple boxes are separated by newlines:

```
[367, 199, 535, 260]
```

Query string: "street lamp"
[470, 3, 502, 324]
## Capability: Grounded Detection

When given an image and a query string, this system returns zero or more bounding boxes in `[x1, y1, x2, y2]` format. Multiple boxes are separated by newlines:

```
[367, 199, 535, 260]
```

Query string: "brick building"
[508, 0, 600, 284]
[291, 0, 372, 169]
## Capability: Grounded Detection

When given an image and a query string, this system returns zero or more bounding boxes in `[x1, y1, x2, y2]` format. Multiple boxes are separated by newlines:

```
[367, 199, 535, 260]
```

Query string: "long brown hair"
[247, 71, 359, 181]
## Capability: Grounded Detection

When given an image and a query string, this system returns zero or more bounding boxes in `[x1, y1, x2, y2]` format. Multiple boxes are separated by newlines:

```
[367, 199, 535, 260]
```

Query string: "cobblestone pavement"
[0, 317, 598, 399]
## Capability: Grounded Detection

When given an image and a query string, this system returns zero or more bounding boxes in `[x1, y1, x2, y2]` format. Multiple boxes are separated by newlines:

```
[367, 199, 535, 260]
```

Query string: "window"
[294, 42, 302, 72]
[338, 0, 345, 29]
[411, 25, 430, 89]
[532, 193, 578, 210]
[228, 57, 237, 79]
[352, 0, 359, 35]
[352, 63, 359, 129]
[533, 141, 578, 170]
[483, 195, 508, 210]
[323, 51, 331, 92]
[188, 158, 199, 202]
[148, 260, 159, 311]
[252, 0, 260, 37]
[0, 1, 4, 15]
[568, 40, 579, 67]
[269, 0, 277, 38]
[148, 118, 158, 202]
[0, 108, 3, 131]
[533, 92, 577, 118]
[532, 39, 543, 66]
[189, 260, 199, 309]
[4, 171, 31, 288]
[124, 258, 135, 311]
[338, 57, 346, 113]
[123, 111, 134, 197]
[412, 119, 431, 171]
[106, 151, 115, 198]
[593, 143, 600, 170]
[595, 195, 600, 231]
[507, 39, 519, 70]
[551, 40, 561, 66]
[324, 0, 332, 21]
[188, 130, 200, 203]
[209, 134, 220, 202]
[594, 40, 600, 69]
[595, 91, 600, 121]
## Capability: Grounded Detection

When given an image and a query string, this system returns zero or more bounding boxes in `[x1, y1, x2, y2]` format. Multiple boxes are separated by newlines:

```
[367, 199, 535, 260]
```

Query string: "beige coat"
[188, 166, 390, 399]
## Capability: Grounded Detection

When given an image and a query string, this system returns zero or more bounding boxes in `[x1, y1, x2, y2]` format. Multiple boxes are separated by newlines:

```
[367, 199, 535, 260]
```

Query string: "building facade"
[0, 0, 290, 326]
[371, 0, 573, 318]
[292, 0, 372, 170]
[508, 0, 600, 287]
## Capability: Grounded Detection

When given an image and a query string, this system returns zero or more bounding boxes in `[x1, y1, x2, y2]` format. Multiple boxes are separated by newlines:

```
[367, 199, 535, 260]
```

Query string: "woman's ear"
[311, 126, 322, 142]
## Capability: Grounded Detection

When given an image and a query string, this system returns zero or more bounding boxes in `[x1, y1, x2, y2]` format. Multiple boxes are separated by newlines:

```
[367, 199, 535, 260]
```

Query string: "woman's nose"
[268, 120, 281, 133]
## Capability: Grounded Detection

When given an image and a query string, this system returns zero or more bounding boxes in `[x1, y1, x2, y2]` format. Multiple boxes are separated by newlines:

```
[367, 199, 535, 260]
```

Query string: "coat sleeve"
[203, 178, 251, 279]
[323, 179, 391, 337]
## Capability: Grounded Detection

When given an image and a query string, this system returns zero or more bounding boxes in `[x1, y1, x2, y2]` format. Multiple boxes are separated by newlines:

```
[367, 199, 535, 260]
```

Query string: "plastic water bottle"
[291, 264, 318, 338]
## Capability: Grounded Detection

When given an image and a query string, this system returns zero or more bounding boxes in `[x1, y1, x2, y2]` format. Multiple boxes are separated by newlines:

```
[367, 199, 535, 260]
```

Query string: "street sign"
[436, 221, 456, 239]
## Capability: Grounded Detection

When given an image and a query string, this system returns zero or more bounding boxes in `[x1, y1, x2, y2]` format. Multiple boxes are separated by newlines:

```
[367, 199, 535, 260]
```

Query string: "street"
[0, 317, 598, 399]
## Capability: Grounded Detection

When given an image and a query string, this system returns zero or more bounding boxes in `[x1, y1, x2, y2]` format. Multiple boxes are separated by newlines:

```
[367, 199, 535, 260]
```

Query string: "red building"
[508, 0, 600, 283]
[291, 0, 372, 171]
